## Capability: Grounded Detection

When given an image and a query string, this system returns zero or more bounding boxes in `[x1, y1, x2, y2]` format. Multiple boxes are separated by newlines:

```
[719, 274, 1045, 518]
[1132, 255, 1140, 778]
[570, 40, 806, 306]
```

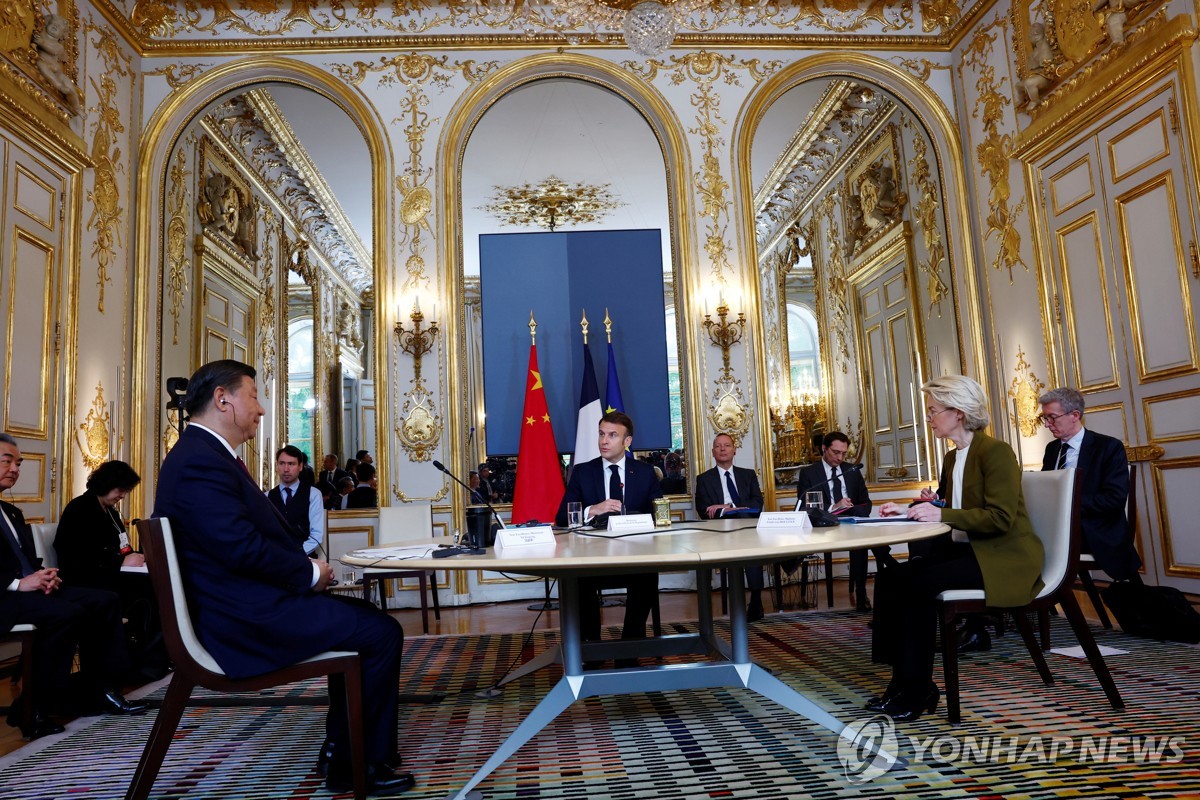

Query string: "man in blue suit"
[153, 360, 413, 795]
[556, 411, 664, 643]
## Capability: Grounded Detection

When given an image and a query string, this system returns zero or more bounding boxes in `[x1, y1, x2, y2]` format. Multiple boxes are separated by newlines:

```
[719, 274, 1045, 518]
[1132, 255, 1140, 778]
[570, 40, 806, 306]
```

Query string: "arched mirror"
[753, 78, 963, 487]
[154, 83, 373, 484]
[457, 77, 690, 505]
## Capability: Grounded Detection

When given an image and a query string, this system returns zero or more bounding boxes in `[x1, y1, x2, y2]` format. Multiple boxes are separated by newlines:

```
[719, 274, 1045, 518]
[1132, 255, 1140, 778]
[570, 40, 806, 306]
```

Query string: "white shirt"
[1057, 427, 1086, 470]
[951, 443, 971, 543]
[719, 467, 738, 506]
[190, 424, 320, 587]
[588, 456, 626, 518]
[269, 480, 324, 555]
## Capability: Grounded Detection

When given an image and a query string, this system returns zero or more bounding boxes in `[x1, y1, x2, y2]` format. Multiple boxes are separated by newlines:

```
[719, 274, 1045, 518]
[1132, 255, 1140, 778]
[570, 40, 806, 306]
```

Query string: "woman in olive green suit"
[868, 375, 1044, 721]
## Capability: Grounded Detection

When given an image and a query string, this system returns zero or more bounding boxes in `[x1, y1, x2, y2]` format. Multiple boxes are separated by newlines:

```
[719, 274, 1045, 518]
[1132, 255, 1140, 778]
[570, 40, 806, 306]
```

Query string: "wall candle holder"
[394, 301, 439, 386]
[702, 299, 746, 381]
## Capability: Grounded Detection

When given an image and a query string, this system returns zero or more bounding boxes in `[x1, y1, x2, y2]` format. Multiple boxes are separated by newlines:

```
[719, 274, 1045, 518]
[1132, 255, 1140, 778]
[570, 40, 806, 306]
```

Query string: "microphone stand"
[432, 460, 504, 556]
[795, 462, 867, 527]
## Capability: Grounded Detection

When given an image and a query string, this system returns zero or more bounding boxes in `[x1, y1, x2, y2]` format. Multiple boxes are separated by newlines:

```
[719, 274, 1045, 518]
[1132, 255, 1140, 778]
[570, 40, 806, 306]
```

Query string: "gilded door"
[1037, 78, 1200, 591]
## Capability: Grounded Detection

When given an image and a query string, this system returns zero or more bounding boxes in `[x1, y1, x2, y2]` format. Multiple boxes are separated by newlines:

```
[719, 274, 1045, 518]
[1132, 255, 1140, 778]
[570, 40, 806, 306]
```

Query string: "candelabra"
[770, 390, 825, 466]
[702, 299, 745, 381]
[394, 303, 439, 387]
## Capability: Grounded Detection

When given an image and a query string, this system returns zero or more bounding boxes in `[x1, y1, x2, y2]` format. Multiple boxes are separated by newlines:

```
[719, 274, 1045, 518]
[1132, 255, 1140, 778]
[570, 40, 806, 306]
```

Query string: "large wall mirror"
[456, 77, 692, 505]
[154, 82, 374, 484]
[752, 78, 964, 487]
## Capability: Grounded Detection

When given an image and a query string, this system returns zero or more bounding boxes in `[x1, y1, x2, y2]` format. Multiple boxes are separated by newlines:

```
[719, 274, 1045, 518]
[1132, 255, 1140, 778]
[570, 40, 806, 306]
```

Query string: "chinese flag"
[511, 345, 565, 524]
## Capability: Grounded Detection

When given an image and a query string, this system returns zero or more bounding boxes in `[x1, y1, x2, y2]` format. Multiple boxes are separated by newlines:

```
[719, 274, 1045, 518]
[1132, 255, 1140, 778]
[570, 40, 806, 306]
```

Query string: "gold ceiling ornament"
[75, 382, 116, 471]
[87, 72, 125, 315]
[482, 176, 623, 232]
[143, 62, 213, 91]
[1007, 345, 1046, 438]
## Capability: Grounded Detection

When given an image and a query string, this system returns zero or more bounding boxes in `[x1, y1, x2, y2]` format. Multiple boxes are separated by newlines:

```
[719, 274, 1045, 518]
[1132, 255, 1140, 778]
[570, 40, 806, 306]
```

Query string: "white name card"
[756, 511, 812, 531]
[495, 525, 556, 549]
[606, 514, 656, 535]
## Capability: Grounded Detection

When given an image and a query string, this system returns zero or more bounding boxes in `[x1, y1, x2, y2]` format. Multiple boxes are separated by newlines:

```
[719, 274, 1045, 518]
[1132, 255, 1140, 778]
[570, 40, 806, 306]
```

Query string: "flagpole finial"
[604, 308, 613, 343]
[580, 309, 589, 345]
[528, 310, 537, 345]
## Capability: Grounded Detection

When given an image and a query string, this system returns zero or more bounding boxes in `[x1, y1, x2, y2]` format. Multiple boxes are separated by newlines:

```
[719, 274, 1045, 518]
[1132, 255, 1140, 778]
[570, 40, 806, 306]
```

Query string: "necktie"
[831, 467, 843, 502]
[724, 470, 741, 506]
[283, 486, 293, 506]
[1, 509, 35, 577]
[609, 464, 623, 503]
[1057, 443, 1071, 470]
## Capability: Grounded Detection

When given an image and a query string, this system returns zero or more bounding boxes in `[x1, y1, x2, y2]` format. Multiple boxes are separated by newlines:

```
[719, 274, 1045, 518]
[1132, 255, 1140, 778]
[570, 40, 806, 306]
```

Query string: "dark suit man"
[1039, 387, 1141, 581]
[346, 462, 378, 509]
[694, 433, 768, 620]
[318, 453, 351, 489]
[153, 360, 412, 794]
[556, 411, 664, 643]
[0, 433, 144, 739]
[797, 431, 894, 611]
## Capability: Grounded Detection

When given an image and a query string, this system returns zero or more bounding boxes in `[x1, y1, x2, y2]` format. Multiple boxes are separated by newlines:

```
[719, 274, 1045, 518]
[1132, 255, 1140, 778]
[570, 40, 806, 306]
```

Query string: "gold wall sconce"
[702, 297, 745, 380]
[394, 298, 439, 385]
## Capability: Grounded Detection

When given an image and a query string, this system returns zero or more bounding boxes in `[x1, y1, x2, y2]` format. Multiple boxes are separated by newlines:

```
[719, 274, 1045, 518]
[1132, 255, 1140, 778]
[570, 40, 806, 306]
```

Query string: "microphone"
[795, 463, 865, 527]
[432, 460, 506, 554]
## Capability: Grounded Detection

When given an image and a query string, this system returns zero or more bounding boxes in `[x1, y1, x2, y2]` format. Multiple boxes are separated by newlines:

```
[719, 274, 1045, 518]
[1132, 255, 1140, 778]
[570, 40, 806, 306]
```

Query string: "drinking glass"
[567, 502, 583, 528]
[341, 567, 357, 586]
[804, 491, 824, 510]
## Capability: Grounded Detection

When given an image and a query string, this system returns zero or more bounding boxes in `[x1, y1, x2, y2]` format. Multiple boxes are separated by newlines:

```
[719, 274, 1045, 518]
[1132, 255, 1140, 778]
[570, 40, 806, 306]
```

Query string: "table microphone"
[432, 460, 506, 554]
[795, 462, 865, 527]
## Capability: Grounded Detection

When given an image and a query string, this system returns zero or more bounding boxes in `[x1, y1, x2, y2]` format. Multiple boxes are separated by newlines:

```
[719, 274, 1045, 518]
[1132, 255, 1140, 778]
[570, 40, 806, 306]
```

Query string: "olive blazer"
[937, 432, 1045, 608]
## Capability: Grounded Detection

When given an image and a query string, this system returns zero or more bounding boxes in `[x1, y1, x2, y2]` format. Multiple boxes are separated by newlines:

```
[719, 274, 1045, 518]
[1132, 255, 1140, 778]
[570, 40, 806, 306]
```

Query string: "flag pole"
[604, 308, 613, 343]
[581, 309, 589, 344]
[529, 310, 537, 345]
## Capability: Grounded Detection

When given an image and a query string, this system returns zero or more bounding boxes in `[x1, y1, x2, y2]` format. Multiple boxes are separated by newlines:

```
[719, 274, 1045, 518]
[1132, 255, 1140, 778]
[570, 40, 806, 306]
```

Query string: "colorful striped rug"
[1, 610, 1196, 799]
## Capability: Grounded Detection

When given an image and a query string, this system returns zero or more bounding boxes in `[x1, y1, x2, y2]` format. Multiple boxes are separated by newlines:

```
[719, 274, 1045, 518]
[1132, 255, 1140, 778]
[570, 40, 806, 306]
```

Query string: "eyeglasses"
[1037, 411, 1078, 426]
[925, 407, 953, 421]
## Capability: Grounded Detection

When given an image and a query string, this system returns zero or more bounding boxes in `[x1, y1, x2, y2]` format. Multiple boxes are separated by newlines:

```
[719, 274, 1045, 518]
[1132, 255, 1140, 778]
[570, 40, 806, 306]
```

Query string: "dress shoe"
[11, 711, 66, 740]
[855, 596, 872, 613]
[326, 762, 416, 795]
[956, 626, 991, 654]
[864, 688, 901, 713]
[883, 685, 940, 722]
[318, 739, 401, 776]
[100, 690, 148, 715]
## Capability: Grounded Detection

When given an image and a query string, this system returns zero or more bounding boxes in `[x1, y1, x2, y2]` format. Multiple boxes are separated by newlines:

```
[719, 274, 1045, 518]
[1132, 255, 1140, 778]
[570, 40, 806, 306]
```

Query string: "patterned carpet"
[2, 610, 1197, 799]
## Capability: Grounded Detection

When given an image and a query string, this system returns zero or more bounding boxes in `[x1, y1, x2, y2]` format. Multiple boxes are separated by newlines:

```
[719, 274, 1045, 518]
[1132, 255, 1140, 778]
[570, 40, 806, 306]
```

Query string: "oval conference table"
[343, 517, 948, 799]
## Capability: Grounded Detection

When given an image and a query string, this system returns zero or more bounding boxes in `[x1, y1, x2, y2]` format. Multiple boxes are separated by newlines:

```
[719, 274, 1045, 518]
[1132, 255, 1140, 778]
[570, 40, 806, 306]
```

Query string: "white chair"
[936, 469, 1124, 724]
[29, 522, 57, 568]
[362, 505, 440, 634]
[0, 525, 51, 737]
[126, 518, 367, 800]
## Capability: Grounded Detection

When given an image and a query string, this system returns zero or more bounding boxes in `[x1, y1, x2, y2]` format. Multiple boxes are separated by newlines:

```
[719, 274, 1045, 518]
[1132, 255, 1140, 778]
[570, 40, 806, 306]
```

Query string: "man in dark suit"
[694, 433, 768, 620]
[0, 433, 144, 740]
[153, 360, 412, 794]
[267, 445, 323, 555]
[346, 462, 378, 509]
[556, 411, 664, 643]
[797, 431, 894, 611]
[318, 453, 350, 489]
[1039, 387, 1142, 581]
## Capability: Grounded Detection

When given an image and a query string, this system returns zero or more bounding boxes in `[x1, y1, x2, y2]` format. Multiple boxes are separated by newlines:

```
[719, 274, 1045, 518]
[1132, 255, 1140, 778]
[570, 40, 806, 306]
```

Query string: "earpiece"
[220, 399, 227, 406]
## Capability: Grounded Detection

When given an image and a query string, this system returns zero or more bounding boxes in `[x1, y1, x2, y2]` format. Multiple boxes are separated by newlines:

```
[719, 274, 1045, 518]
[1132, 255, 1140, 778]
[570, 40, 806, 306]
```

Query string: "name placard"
[756, 511, 812, 531]
[605, 514, 656, 535]
[495, 525, 556, 549]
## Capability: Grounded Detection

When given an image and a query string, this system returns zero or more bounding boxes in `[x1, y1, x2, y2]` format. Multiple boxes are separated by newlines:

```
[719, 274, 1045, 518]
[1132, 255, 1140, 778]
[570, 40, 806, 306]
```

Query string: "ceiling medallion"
[482, 175, 624, 232]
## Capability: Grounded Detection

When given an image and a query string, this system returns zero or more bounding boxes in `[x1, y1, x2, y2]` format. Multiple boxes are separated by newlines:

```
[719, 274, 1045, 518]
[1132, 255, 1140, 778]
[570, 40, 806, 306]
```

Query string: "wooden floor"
[0, 577, 1110, 759]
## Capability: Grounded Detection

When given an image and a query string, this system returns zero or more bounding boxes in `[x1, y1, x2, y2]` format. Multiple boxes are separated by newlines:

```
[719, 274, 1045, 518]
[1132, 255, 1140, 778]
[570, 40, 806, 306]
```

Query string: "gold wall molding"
[892, 55, 952, 82]
[74, 381, 114, 470]
[1126, 444, 1164, 462]
[164, 146, 190, 345]
[1006, 344, 1045, 438]
[904, 117, 950, 317]
[143, 61, 213, 90]
[257, 213, 279, 398]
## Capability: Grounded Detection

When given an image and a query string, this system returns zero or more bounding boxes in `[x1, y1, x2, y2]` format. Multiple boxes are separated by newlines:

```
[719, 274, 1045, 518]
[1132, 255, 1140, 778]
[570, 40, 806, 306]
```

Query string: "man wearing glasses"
[1038, 388, 1142, 581]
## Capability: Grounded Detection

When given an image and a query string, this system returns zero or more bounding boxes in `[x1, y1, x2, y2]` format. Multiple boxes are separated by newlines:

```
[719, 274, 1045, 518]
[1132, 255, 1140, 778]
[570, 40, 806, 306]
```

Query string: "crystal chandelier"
[623, 2, 678, 58]
[533, 0, 713, 57]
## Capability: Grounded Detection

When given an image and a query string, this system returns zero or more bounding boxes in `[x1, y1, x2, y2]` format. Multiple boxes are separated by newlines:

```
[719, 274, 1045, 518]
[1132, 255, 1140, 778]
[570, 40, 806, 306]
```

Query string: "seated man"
[267, 445, 324, 556]
[1039, 387, 1142, 581]
[797, 431, 895, 611]
[0, 433, 145, 740]
[694, 433, 768, 620]
[331, 475, 356, 510]
[346, 462, 378, 509]
[318, 453, 350, 488]
[154, 360, 412, 794]
[556, 411, 663, 644]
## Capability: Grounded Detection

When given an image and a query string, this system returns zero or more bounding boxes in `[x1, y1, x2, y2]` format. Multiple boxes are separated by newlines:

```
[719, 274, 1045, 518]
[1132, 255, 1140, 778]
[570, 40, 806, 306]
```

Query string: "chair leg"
[1039, 609, 1051, 651]
[651, 590, 663, 638]
[1058, 590, 1125, 711]
[939, 604, 962, 724]
[18, 632, 34, 736]
[824, 552, 834, 608]
[1012, 611, 1054, 686]
[772, 564, 783, 610]
[1078, 569, 1113, 629]
[428, 570, 441, 621]
[125, 677, 194, 800]
[416, 574, 430, 635]
[341, 665, 367, 800]
[719, 568, 728, 615]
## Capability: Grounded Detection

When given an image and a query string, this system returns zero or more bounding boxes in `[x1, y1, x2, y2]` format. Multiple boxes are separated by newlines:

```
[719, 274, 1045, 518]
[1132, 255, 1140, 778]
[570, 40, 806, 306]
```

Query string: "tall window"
[287, 318, 315, 462]
[787, 304, 821, 394]
[665, 307, 683, 450]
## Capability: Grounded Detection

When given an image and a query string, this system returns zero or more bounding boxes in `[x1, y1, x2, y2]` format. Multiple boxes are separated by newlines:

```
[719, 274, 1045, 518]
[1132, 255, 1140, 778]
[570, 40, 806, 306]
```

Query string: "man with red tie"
[153, 360, 412, 794]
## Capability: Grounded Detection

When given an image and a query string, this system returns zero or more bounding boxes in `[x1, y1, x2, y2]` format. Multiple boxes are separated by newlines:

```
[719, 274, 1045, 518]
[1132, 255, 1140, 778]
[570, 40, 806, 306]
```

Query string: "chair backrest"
[377, 503, 434, 546]
[30, 523, 57, 569]
[1021, 468, 1081, 599]
[137, 518, 225, 676]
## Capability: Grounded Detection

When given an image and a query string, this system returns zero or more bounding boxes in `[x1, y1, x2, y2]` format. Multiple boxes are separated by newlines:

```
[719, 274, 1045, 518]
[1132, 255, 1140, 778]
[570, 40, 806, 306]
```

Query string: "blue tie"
[724, 471, 741, 506]
[283, 486, 293, 506]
